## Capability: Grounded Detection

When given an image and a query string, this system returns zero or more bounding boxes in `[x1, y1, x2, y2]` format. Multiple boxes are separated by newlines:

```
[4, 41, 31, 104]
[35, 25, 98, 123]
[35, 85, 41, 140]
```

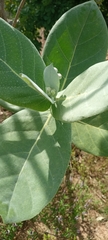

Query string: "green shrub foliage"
[6, 0, 107, 50]
[4, 0, 84, 50]
[100, 0, 108, 26]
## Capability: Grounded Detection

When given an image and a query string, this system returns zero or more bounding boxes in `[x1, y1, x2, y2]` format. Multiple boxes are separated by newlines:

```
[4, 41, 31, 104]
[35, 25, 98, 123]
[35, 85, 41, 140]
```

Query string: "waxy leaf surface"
[0, 19, 50, 111]
[0, 109, 71, 223]
[0, 59, 50, 111]
[43, 1, 108, 90]
[52, 61, 108, 122]
[72, 111, 108, 157]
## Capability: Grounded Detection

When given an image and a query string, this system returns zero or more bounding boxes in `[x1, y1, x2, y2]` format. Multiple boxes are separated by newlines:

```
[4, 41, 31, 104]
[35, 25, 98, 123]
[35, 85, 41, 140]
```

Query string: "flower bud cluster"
[46, 67, 62, 98]
[46, 87, 56, 97]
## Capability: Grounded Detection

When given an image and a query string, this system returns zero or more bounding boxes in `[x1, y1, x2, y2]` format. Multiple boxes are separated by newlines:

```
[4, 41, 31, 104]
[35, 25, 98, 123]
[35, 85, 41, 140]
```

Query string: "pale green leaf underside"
[0, 109, 71, 223]
[72, 111, 108, 157]
[0, 59, 50, 111]
[43, 1, 108, 90]
[52, 61, 108, 122]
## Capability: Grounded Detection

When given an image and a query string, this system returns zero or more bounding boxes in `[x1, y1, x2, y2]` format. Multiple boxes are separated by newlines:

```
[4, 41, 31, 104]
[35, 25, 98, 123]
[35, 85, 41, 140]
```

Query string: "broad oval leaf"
[0, 18, 45, 89]
[72, 111, 108, 157]
[0, 109, 71, 223]
[0, 19, 50, 111]
[42, 1, 108, 90]
[52, 61, 108, 122]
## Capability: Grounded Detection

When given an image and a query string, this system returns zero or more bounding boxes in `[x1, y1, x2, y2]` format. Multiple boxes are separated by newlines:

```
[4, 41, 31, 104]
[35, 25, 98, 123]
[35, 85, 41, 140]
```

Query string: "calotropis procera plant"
[0, 1, 108, 223]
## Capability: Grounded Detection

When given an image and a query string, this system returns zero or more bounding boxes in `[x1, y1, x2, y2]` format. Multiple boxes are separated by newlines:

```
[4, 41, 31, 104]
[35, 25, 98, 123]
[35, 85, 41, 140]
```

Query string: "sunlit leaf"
[72, 111, 108, 157]
[52, 61, 108, 122]
[0, 109, 71, 223]
[43, 1, 108, 89]
[0, 19, 50, 111]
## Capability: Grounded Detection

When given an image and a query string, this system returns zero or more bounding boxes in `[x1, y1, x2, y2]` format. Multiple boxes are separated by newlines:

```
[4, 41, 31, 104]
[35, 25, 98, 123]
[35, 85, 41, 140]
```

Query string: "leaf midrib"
[61, 4, 97, 90]
[6, 113, 52, 216]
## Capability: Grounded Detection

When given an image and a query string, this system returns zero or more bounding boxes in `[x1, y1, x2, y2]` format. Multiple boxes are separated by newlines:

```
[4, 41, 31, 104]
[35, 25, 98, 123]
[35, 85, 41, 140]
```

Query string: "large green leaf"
[0, 59, 51, 111]
[72, 111, 108, 157]
[0, 18, 45, 88]
[0, 19, 51, 111]
[52, 61, 108, 122]
[0, 109, 71, 223]
[42, 1, 108, 90]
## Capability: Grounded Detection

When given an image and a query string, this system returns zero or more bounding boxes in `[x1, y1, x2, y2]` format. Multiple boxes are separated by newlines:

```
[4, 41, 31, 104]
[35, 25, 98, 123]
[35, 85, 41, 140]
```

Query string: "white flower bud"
[54, 67, 58, 73]
[51, 89, 56, 97]
[46, 87, 52, 96]
[58, 73, 62, 79]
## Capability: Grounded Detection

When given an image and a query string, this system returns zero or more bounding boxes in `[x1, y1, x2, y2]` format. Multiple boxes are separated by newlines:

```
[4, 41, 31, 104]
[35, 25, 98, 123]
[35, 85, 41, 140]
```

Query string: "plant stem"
[0, 0, 7, 21]
[12, 0, 26, 27]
